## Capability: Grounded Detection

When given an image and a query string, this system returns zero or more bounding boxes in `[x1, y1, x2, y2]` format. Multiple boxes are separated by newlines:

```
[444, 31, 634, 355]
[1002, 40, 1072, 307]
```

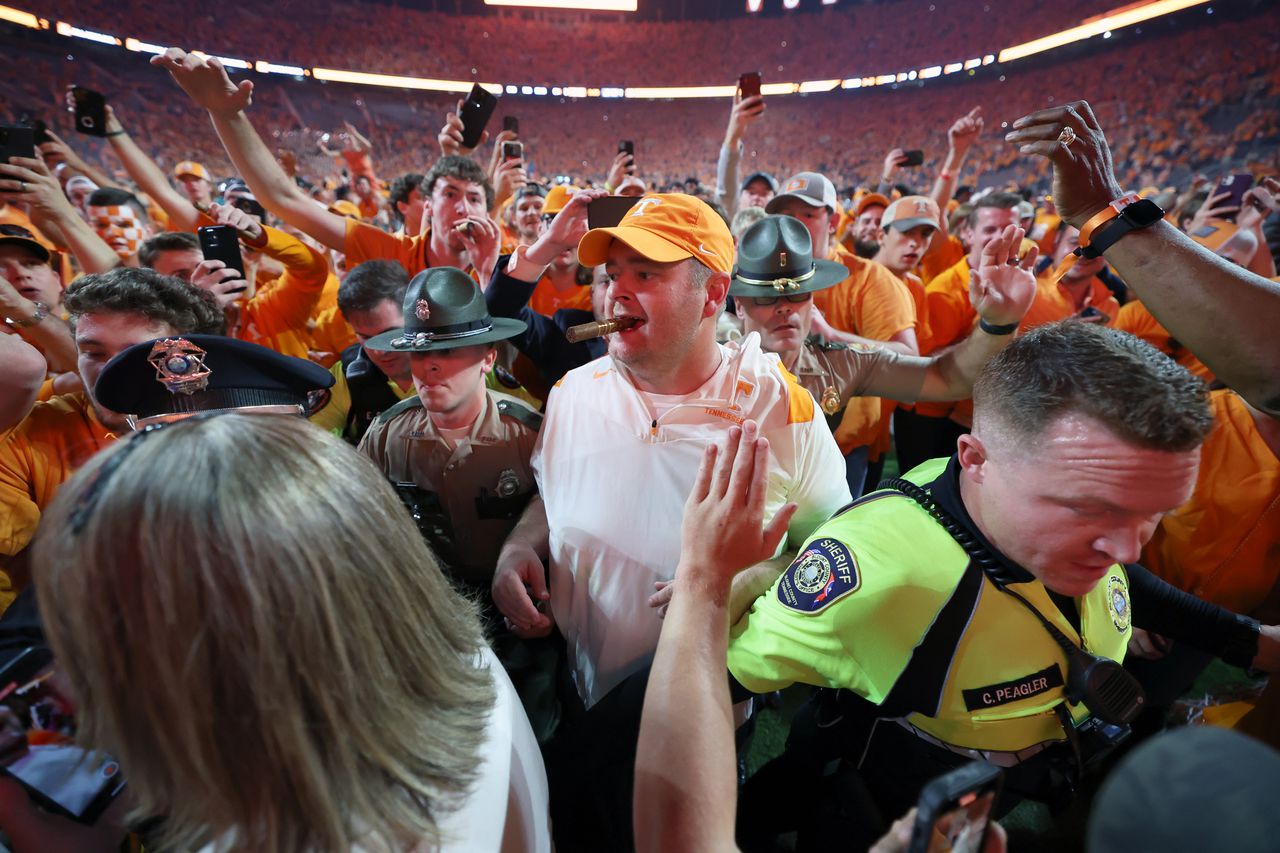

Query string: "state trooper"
[358, 266, 540, 603]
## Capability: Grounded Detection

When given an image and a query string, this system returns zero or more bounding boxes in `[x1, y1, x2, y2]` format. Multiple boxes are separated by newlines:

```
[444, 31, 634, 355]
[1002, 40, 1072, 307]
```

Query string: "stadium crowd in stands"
[1, 0, 1278, 850]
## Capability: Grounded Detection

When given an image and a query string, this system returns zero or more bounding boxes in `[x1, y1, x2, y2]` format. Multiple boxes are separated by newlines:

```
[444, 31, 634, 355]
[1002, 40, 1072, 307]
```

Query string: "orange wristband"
[1078, 193, 1140, 247]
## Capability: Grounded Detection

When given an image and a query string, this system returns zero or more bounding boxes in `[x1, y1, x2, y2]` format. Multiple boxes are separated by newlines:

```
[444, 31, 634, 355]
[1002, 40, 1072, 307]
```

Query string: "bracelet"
[979, 318, 1018, 336]
[104, 130, 126, 137]
[4, 300, 49, 329]
[1078, 193, 1139, 247]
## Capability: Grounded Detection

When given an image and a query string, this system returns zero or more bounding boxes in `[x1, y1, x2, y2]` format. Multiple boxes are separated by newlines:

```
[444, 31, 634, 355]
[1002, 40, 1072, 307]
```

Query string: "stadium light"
[484, 0, 636, 10]
[312, 67, 501, 95]
[746, 0, 762, 11]
[999, 0, 1209, 62]
[783, 0, 800, 8]
[256, 60, 307, 76]
[0, 4, 39, 27]
[124, 37, 165, 54]
[55, 21, 119, 46]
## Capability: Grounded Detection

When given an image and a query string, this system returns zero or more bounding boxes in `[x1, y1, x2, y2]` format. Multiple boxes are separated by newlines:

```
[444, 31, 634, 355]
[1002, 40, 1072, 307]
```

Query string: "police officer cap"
[729, 215, 847, 299]
[364, 266, 526, 353]
[95, 334, 335, 423]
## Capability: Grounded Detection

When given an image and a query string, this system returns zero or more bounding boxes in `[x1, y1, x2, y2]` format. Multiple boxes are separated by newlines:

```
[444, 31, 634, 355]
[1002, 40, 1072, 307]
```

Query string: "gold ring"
[1057, 127, 1077, 147]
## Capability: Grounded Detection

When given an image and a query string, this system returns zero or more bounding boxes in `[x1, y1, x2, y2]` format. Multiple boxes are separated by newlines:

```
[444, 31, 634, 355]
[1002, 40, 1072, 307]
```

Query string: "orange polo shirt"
[1142, 390, 1279, 616]
[1020, 271, 1119, 330]
[0, 392, 116, 608]
[1114, 300, 1214, 382]
[816, 245, 916, 456]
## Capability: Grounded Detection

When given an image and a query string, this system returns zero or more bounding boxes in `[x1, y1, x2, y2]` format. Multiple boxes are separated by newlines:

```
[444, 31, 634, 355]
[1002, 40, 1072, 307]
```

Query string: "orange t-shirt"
[920, 233, 965, 286]
[1141, 390, 1279, 615]
[340, 150, 377, 184]
[343, 220, 480, 285]
[914, 257, 972, 420]
[1114, 300, 1214, 382]
[528, 274, 592, 317]
[817, 245, 916, 456]
[1020, 272, 1120, 331]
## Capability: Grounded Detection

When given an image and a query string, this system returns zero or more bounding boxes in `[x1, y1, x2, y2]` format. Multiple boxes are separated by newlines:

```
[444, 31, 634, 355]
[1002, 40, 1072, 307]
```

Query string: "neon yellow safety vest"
[728, 457, 1134, 753]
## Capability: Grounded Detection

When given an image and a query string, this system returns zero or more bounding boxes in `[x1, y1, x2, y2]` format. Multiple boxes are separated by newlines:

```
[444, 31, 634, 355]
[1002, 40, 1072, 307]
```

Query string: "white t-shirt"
[532, 332, 851, 707]
[195, 647, 549, 853]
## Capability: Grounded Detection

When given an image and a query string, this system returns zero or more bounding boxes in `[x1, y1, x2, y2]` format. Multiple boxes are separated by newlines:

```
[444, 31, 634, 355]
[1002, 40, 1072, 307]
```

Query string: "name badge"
[962, 665, 1065, 711]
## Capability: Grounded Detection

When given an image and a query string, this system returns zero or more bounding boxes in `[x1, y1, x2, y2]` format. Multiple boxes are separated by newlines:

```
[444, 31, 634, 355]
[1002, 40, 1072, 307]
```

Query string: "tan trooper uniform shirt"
[790, 336, 928, 431]
[357, 389, 541, 586]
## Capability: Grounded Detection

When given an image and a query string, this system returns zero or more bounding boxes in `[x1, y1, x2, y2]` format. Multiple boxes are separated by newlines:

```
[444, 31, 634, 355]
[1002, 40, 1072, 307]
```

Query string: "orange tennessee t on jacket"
[1141, 390, 1279, 616]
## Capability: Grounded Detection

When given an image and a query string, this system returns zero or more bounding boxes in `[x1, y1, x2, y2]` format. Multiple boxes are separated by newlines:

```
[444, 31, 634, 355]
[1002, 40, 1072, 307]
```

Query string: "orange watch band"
[1079, 193, 1140, 247]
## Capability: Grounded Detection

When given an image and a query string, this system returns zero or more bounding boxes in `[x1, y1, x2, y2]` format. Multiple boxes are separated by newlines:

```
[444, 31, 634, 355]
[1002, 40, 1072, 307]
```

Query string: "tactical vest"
[340, 343, 401, 444]
[830, 458, 1133, 753]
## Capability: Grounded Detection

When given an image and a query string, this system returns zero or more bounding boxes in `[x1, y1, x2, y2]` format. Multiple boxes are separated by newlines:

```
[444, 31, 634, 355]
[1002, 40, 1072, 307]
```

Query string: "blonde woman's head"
[35, 413, 494, 852]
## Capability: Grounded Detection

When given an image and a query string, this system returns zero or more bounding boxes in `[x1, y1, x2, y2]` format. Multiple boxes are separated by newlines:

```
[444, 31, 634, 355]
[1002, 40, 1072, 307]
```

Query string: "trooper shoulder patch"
[777, 538, 859, 614]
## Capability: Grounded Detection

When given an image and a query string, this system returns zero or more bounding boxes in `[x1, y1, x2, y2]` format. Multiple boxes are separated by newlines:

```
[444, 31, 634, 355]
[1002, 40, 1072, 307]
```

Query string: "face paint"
[89, 205, 147, 259]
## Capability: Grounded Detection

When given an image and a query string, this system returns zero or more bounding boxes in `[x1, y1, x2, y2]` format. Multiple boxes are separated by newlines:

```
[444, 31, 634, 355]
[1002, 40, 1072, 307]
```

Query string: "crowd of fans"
[39, 0, 1125, 87]
[1, 1, 1279, 851]
[2, 5, 1276, 196]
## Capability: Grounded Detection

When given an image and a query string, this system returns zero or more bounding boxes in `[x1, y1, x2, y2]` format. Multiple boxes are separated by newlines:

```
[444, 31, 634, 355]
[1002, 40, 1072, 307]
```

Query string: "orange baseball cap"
[881, 195, 941, 232]
[327, 199, 362, 220]
[173, 161, 211, 181]
[577, 193, 734, 274]
[543, 184, 573, 216]
[854, 192, 891, 218]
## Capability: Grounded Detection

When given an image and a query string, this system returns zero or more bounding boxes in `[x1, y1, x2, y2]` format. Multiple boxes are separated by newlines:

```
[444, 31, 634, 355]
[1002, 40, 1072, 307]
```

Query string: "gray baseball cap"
[765, 172, 837, 213]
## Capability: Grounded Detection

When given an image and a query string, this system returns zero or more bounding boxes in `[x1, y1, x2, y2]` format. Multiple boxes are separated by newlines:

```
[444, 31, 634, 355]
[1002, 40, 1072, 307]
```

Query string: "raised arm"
[0, 336, 45, 431]
[635, 421, 794, 853]
[929, 107, 983, 241]
[153, 49, 348, 252]
[101, 105, 201, 232]
[0, 155, 120, 276]
[1006, 100, 1280, 415]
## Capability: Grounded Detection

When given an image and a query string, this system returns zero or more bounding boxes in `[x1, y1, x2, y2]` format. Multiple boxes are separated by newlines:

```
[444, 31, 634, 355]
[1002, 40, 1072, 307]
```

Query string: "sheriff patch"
[777, 539, 859, 614]
[962, 665, 1065, 711]
[1108, 575, 1132, 632]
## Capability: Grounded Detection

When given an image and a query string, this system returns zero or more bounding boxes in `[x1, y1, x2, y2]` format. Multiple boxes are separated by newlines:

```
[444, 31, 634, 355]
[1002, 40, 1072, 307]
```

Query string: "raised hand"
[725, 92, 766, 146]
[151, 48, 254, 116]
[677, 419, 797, 593]
[948, 106, 983, 152]
[969, 224, 1037, 327]
[1004, 100, 1124, 229]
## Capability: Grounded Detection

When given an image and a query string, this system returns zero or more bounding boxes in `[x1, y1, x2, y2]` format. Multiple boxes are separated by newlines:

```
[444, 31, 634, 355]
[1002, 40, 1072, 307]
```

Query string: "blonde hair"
[34, 414, 494, 852]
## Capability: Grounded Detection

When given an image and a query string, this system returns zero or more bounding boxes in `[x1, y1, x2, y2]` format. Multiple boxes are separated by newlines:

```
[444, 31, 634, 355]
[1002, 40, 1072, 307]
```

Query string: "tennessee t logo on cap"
[576, 193, 734, 274]
[630, 197, 663, 217]
[785, 178, 806, 192]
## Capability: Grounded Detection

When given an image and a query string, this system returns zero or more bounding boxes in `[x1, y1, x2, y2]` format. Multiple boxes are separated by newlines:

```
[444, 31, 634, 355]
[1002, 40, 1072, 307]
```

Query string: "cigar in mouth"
[565, 316, 639, 343]
[454, 220, 473, 234]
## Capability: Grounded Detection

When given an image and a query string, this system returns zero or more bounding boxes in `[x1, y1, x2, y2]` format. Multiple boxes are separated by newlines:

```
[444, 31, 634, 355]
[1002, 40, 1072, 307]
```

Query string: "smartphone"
[1077, 305, 1111, 324]
[502, 141, 523, 162]
[901, 149, 925, 168]
[1215, 173, 1253, 222]
[909, 761, 1002, 853]
[738, 71, 762, 100]
[31, 120, 52, 146]
[587, 196, 637, 230]
[503, 115, 519, 135]
[0, 648, 126, 824]
[0, 124, 35, 163]
[71, 86, 108, 137]
[457, 83, 498, 150]
[198, 225, 247, 292]
[618, 140, 635, 174]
